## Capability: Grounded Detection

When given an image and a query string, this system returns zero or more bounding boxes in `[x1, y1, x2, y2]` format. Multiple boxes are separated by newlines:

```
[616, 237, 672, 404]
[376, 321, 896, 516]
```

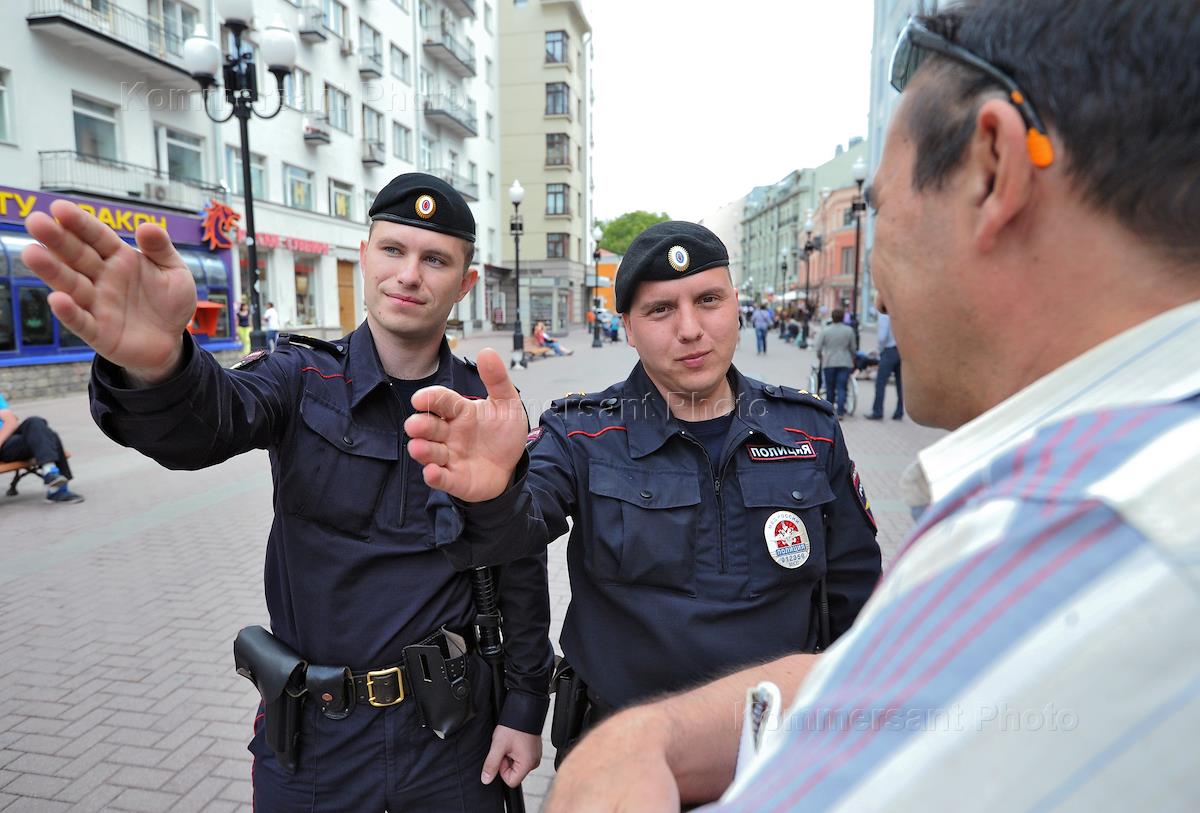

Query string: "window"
[841, 246, 854, 275]
[418, 0, 430, 27]
[294, 255, 318, 325]
[485, 112, 494, 140]
[284, 164, 314, 210]
[362, 105, 384, 145]
[392, 0, 409, 10]
[487, 172, 495, 198]
[546, 233, 568, 259]
[73, 94, 118, 161]
[468, 161, 477, 185]
[545, 82, 569, 116]
[392, 122, 411, 161]
[0, 69, 10, 142]
[225, 146, 265, 198]
[284, 67, 312, 111]
[148, 0, 198, 58]
[324, 84, 351, 132]
[419, 68, 432, 97]
[163, 127, 203, 183]
[390, 44, 411, 83]
[546, 183, 568, 215]
[330, 179, 354, 220]
[513, 0, 527, 6]
[484, 3, 493, 33]
[19, 287, 53, 346]
[545, 30, 568, 64]
[420, 135, 435, 171]
[359, 21, 383, 64]
[0, 280, 13, 352]
[546, 133, 569, 166]
[364, 189, 376, 222]
[448, 149, 459, 176]
[485, 57, 493, 86]
[487, 228, 496, 265]
[322, 0, 347, 38]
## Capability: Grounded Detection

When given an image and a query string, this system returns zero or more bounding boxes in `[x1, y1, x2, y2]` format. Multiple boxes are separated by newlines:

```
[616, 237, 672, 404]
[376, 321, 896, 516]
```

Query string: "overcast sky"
[585, 0, 875, 223]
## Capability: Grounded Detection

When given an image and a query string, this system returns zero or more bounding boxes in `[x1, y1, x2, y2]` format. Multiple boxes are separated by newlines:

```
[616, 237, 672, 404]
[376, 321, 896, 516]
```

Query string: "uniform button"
[764, 385, 778, 395]
[601, 397, 618, 408]
[321, 692, 334, 702]
[791, 490, 803, 501]
[343, 435, 355, 446]
[336, 345, 344, 352]
[640, 490, 652, 500]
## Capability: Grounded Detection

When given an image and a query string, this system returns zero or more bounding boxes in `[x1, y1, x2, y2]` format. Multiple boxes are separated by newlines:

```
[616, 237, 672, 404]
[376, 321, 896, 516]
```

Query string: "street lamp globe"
[852, 157, 868, 184]
[261, 17, 298, 76]
[508, 180, 525, 206]
[216, 0, 255, 27]
[182, 25, 222, 84]
[592, 225, 602, 243]
[805, 216, 814, 232]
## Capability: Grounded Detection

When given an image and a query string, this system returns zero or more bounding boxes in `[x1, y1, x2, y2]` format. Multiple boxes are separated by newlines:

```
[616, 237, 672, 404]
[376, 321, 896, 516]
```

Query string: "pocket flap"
[300, 393, 400, 461]
[738, 466, 836, 510]
[588, 461, 701, 509]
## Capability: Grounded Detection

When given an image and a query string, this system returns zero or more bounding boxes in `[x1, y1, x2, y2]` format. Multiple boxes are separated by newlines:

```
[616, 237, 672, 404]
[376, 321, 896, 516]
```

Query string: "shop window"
[0, 281, 14, 351]
[2, 235, 39, 277]
[19, 287, 54, 346]
[295, 255, 318, 325]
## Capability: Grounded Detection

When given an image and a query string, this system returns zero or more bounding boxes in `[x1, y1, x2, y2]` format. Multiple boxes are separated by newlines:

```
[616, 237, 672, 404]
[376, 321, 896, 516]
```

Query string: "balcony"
[443, 0, 476, 18]
[421, 27, 476, 77]
[423, 94, 477, 138]
[303, 114, 332, 144]
[39, 151, 222, 214]
[359, 49, 383, 79]
[427, 168, 478, 202]
[299, 3, 326, 43]
[361, 139, 385, 167]
[26, 0, 192, 84]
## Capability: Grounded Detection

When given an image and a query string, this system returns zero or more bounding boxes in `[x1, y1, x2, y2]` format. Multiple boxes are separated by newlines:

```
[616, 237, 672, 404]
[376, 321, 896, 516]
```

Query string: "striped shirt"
[709, 301, 1200, 812]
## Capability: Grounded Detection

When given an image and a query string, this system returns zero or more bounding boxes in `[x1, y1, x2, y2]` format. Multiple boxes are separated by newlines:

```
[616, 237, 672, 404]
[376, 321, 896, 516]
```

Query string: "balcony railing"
[303, 114, 332, 144]
[359, 49, 384, 79]
[427, 168, 479, 202]
[27, 0, 191, 78]
[422, 94, 477, 138]
[444, 0, 476, 18]
[361, 139, 385, 167]
[299, 3, 326, 42]
[39, 150, 222, 213]
[421, 27, 476, 77]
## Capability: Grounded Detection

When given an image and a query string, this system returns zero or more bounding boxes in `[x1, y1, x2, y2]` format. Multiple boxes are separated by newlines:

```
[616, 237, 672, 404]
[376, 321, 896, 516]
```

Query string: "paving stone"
[50, 762, 120, 803]
[6, 752, 70, 776]
[60, 783, 123, 812]
[107, 788, 182, 812]
[2, 772, 71, 798]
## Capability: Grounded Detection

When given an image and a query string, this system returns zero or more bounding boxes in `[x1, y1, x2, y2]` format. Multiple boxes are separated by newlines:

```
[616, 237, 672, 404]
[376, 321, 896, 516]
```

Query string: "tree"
[596, 210, 671, 256]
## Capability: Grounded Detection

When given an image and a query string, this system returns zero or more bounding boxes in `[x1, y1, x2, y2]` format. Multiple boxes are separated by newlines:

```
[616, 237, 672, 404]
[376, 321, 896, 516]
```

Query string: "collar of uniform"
[346, 323, 455, 408]
[914, 299, 1200, 505]
[727, 370, 802, 450]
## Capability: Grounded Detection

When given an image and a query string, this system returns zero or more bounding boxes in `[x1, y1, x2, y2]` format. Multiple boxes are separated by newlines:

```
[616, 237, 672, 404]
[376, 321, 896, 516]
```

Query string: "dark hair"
[831, 308, 845, 322]
[904, 0, 1200, 264]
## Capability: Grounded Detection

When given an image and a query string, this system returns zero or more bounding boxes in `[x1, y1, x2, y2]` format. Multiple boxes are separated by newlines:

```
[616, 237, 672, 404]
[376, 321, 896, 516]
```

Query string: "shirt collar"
[913, 299, 1200, 505]
[347, 323, 455, 408]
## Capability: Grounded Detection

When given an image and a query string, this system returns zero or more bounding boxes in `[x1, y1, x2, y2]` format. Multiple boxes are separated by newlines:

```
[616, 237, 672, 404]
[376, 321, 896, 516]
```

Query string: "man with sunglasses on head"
[541, 1, 1200, 810]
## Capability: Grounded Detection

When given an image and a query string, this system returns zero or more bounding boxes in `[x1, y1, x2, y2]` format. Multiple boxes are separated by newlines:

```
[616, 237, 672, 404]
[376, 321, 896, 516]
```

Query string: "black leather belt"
[352, 663, 408, 708]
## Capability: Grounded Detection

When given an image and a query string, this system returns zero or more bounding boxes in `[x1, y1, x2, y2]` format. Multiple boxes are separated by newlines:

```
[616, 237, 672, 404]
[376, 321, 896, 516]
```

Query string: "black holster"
[403, 627, 475, 740]
[550, 660, 591, 769]
[234, 626, 307, 774]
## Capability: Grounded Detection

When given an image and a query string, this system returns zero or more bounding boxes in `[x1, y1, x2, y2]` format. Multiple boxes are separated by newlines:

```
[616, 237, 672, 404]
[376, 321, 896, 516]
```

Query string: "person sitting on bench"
[533, 320, 573, 356]
[0, 391, 84, 504]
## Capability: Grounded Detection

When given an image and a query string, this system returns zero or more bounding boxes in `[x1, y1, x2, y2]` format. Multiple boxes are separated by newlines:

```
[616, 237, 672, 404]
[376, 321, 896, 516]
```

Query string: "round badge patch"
[764, 510, 811, 569]
[667, 245, 690, 273]
[415, 194, 437, 219]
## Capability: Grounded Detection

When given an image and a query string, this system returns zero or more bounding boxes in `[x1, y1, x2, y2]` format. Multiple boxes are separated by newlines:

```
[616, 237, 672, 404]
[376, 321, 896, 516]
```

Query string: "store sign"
[236, 228, 330, 256]
[202, 200, 241, 251]
[0, 184, 206, 246]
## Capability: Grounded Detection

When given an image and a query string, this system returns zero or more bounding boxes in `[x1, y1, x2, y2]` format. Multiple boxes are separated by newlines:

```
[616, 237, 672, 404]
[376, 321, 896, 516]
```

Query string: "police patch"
[746, 442, 816, 461]
[667, 245, 690, 273]
[851, 462, 877, 531]
[526, 426, 545, 448]
[231, 349, 268, 370]
[764, 510, 811, 569]
[415, 194, 436, 219]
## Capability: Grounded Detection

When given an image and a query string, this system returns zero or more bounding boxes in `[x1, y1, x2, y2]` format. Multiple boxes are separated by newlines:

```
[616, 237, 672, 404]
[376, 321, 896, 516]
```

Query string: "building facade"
[697, 194, 747, 290]
[497, 0, 591, 336]
[0, 0, 502, 396]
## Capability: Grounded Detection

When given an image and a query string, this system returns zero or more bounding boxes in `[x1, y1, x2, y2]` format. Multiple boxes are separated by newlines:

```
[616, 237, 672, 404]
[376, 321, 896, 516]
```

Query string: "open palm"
[404, 348, 530, 503]
[23, 199, 196, 379]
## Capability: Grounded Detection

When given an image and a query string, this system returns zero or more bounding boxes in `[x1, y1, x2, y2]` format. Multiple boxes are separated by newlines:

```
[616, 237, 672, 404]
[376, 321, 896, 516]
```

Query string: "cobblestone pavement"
[0, 325, 945, 812]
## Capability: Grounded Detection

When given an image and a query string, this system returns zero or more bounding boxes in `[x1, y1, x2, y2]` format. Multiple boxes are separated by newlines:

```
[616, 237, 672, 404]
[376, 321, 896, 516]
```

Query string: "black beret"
[369, 172, 476, 243]
[614, 221, 730, 313]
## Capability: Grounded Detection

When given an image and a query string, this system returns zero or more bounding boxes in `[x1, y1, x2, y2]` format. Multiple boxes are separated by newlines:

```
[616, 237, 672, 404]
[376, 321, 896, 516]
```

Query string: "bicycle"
[809, 362, 858, 416]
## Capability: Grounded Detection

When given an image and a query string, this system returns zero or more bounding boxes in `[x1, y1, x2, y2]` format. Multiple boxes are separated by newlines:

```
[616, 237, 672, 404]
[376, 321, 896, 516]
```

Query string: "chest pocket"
[737, 466, 834, 595]
[283, 393, 400, 539]
[586, 461, 702, 595]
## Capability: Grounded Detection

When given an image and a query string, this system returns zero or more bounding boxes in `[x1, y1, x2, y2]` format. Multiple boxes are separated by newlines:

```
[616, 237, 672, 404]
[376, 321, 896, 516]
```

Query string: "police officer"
[21, 174, 554, 811]
[405, 222, 881, 754]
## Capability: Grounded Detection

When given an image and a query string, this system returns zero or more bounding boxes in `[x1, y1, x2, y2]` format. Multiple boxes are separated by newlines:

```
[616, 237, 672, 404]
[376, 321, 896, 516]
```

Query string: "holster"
[550, 660, 590, 768]
[233, 626, 307, 774]
[402, 627, 474, 740]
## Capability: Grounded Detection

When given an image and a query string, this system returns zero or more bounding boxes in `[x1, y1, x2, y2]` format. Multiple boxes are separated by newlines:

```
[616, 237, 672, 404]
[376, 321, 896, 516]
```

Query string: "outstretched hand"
[23, 199, 196, 383]
[405, 348, 529, 503]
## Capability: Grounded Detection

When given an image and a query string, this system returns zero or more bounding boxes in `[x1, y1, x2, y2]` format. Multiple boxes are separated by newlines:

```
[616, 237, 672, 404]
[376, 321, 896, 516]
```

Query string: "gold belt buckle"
[365, 667, 405, 708]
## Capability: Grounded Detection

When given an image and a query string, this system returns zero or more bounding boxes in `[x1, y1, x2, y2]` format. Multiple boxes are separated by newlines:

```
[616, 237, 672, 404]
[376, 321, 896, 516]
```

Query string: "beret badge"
[415, 194, 437, 219]
[667, 245, 690, 273]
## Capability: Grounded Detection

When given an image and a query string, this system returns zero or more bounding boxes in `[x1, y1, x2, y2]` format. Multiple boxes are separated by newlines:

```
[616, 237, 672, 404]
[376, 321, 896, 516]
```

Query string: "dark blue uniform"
[89, 324, 554, 812]
[433, 362, 881, 710]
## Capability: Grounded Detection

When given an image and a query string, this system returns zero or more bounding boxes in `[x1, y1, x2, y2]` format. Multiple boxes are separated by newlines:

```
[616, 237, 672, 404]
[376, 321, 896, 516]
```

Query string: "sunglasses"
[889, 17, 1054, 168]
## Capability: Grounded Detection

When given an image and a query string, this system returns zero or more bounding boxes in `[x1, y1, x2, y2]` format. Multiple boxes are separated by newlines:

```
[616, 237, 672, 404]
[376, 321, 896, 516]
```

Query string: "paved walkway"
[0, 325, 944, 811]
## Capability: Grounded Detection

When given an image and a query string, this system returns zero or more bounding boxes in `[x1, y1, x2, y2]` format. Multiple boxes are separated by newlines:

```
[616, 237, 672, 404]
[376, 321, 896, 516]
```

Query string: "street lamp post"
[183, 2, 297, 351]
[850, 156, 868, 344]
[508, 180, 525, 369]
[591, 225, 603, 348]
[801, 213, 815, 348]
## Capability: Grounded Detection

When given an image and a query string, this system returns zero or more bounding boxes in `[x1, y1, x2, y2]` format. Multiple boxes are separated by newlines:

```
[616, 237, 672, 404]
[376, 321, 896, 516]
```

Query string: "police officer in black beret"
[22, 173, 554, 811]
[405, 221, 882, 763]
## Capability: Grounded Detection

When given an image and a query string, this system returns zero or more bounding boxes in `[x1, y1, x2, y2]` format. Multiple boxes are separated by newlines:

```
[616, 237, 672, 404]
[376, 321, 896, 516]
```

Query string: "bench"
[1, 453, 71, 497]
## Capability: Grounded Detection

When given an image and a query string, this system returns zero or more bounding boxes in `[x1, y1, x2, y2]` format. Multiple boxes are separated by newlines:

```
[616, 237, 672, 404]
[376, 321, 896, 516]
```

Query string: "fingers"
[476, 348, 520, 403]
[406, 437, 448, 468]
[46, 291, 99, 346]
[410, 384, 468, 419]
[25, 210, 110, 283]
[21, 242, 97, 308]
[480, 735, 505, 785]
[403, 411, 451, 445]
[47, 199, 127, 260]
[134, 222, 185, 270]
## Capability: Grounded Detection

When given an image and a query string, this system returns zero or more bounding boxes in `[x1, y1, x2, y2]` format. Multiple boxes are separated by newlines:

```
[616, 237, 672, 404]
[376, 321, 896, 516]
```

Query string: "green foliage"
[596, 210, 671, 256]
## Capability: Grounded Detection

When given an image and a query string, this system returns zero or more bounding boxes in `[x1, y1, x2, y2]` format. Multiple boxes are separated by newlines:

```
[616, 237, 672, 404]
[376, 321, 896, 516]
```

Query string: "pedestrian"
[236, 300, 251, 353]
[542, 1, 1200, 809]
[405, 221, 881, 768]
[534, 320, 573, 356]
[22, 173, 555, 811]
[0, 392, 84, 503]
[866, 309, 903, 420]
[262, 301, 280, 351]
[750, 301, 772, 353]
[812, 308, 857, 417]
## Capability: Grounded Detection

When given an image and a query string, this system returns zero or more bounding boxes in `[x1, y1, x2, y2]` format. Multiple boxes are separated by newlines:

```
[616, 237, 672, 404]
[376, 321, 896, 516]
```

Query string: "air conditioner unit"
[340, 38, 355, 57]
[144, 182, 170, 203]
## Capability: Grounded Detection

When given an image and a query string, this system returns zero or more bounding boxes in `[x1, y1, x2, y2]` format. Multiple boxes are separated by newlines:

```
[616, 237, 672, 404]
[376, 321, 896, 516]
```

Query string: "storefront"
[0, 185, 238, 378]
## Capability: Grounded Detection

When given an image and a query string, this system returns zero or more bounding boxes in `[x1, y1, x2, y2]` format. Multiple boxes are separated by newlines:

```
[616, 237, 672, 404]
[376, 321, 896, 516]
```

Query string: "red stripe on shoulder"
[566, 426, 628, 439]
[784, 427, 834, 444]
[300, 366, 352, 383]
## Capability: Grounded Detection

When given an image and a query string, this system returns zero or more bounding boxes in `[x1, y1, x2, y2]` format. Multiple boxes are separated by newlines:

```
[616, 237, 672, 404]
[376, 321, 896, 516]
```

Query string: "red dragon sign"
[201, 199, 241, 251]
